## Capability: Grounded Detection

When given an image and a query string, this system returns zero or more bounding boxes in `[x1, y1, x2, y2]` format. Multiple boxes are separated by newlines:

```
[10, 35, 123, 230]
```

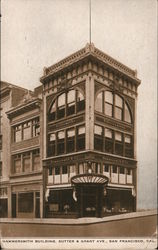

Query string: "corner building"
[41, 43, 141, 218]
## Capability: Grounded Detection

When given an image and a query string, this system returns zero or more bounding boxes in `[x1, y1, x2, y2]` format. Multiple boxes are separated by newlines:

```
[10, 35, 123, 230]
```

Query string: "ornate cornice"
[6, 98, 42, 119]
[40, 43, 141, 86]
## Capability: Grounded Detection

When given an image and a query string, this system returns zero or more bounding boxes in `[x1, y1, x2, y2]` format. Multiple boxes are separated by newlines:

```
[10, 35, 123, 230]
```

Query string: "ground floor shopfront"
[10, 182, 43, 218]
[45, 184, 136, 218]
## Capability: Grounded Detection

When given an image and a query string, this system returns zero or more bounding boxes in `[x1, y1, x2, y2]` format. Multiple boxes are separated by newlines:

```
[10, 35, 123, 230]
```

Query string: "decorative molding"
[48, 114, 85, 132]
[95, 115, 133, 133]
[43, 151, 136, 168]
[40, 43, 141, 86]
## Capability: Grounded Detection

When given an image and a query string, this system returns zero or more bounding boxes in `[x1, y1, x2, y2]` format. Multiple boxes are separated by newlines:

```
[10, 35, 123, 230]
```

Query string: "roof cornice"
[6, 98, 42, 119]
[40, 43, 141, 85]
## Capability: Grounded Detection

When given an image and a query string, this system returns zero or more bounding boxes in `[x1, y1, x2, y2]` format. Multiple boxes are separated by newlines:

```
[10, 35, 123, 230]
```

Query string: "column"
[85, 73, 94, 150]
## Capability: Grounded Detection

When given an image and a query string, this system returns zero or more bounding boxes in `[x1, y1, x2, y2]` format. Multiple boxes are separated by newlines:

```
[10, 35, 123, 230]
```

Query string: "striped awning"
[71, 173, 108, 185]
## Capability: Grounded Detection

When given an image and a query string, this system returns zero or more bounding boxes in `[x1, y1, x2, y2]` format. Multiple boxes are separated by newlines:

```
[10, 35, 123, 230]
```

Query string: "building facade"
[0, 44, 141, 218]
[0, 82, 28, 217]
[40, 43, 141, 218]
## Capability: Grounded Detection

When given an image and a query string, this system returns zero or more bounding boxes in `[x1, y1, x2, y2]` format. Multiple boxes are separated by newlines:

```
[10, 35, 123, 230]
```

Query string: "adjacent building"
[0, 43, 141, 218]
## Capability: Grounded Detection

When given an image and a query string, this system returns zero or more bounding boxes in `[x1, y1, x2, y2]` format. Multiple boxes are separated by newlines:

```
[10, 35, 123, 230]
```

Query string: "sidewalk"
[0, 209, 157, 237]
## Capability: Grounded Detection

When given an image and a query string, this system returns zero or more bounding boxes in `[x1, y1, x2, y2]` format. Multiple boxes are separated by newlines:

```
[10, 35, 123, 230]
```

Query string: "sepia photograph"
[0, 0, 157, 249]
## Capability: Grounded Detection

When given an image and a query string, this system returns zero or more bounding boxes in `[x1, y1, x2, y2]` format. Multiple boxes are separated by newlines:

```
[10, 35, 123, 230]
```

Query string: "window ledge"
[10, 170, 42, 178]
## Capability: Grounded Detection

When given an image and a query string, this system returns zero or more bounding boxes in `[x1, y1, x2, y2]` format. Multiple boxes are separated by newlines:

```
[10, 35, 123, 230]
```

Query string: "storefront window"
[18, 192, 33, 213]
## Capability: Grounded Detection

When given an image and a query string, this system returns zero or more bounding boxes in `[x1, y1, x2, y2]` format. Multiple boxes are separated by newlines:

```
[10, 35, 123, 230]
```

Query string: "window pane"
[105, 91, 113, 104]
[23, 122, 31, 140]
[33, 155, 40, 171]
[105, 128, 112, 138]
[18, 192, 33, 213]
[23, 157, 30, 172]
[50, 101, 56, 113]
[95, 92, 103, 112]
[58, 93, 65, 107]
[77, 91, 85, 112]
[14, 159, 21, 173]
[115, 95, 123, 107]
[77, 91, 84, 101]
[67, 90, 75, 103]
[120, 167, 125, 174]
[94, 125, 103, 135]
[55, 167, 60, 175]
[124, 103, 132, 123]
[103, 164, 109, 172]
[67, 129, 75, 137]
[62, 166, 68, 174]
[115, 131, 122, 141]
[15, 130, 21, 142]
[50, 133, 56, 141]
[78, 126, 85, 135]
[125, 135, 131, 144]
[115, 107, 122, 120]
[112, 166, 117, 173]
[58, 131, 65, 139]
[105, 103, 112, 116]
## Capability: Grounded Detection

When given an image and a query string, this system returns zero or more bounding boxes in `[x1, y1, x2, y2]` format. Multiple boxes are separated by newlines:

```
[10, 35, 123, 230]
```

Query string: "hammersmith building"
[0, 44, 141, 218]
[41, 43, 141, 218]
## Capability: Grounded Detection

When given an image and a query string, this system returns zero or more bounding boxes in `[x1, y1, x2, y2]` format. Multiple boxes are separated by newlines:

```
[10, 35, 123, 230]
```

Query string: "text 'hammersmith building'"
[0, 43, 141, 218]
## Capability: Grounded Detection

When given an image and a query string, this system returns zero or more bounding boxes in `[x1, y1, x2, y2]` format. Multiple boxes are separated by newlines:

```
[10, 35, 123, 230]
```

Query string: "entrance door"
[78, 185, 103, 217]
[83, 193, 96, 217]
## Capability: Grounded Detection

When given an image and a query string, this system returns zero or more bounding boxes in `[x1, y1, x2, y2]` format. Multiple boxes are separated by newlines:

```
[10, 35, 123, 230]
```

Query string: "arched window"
[95, 90, 132, 123]
[48, 89, 85, 121]
[95, 92, 103, 112]
[67, 90, 75, 116]
[124, 103, 132, 123]
[57, 93, 66, 119]
[104, 91, 113, 117]
[115, 94, 123, 120]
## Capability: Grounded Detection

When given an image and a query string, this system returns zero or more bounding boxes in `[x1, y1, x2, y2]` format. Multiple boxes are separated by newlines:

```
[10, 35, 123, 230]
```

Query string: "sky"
[1, 0, 157, 210]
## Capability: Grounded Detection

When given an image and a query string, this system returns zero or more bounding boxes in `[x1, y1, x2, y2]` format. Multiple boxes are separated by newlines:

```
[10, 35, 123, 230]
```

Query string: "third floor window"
[95, 91, 132, 123]
[48, 89, 85, 122]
